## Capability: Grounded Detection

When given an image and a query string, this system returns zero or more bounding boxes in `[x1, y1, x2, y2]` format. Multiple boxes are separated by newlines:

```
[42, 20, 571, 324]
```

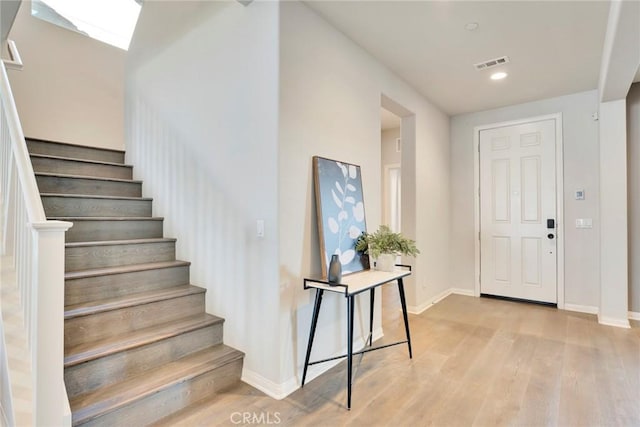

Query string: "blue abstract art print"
[313, 156, 369, 277]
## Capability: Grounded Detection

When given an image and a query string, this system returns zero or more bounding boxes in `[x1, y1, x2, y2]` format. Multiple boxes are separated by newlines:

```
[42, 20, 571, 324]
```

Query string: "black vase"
[328, 254, 342, 284]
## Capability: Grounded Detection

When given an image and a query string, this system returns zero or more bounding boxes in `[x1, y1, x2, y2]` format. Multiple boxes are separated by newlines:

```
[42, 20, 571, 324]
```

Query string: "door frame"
[473, 113, 565, 309]
[383, 163, 401, 232]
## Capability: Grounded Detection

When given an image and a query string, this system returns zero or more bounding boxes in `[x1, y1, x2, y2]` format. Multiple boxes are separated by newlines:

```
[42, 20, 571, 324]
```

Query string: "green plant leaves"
[354, 225, 420, 259]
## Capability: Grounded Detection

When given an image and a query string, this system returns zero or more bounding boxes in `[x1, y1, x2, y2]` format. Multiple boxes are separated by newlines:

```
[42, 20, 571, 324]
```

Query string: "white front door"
[479, 118, 557, 303]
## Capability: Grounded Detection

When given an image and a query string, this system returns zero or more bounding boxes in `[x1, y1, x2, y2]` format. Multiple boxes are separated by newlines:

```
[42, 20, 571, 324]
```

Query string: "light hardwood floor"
[156, 289, 640, 427]
[1, 255, 33, 427]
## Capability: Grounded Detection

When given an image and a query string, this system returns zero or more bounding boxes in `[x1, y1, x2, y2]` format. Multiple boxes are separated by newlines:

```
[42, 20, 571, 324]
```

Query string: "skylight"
[31, 0, 142, 50]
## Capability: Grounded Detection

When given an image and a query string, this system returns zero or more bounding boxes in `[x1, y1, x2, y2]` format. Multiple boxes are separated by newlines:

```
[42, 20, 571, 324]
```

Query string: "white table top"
[304, 268, 411, 296]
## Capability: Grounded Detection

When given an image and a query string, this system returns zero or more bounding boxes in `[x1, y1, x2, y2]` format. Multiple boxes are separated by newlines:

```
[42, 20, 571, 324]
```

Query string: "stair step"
[65, 313, 224, 366]
[65, 261, 191, 306]
[150, 383, 253, 427]
[65, 284, 204, 319]
[70, 345, 244, 426]
[42, 193, 153, 217]
[52, 217, 164, 242]
[150, 394, 231, 427]
[65, 285, 206, 349]
[30, 139, 245, 424]
[30, 154, 133, 180]
[65, 238, 176, 271]
[65, 314, 225, 399]
[36, 173, 142, 198]
[26, 138, 125, 164]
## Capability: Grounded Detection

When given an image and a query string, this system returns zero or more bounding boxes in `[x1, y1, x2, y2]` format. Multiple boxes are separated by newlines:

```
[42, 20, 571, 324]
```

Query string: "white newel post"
[31, 221, 72, 427]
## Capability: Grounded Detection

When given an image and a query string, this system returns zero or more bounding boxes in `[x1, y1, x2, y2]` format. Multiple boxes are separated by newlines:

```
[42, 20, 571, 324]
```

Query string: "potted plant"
[355, 225, 419, 272]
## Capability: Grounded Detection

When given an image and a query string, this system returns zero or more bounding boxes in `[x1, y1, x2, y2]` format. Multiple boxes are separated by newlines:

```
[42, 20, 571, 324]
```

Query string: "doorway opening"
[380, 107, 402, 234]
[379, 105, 402, 320]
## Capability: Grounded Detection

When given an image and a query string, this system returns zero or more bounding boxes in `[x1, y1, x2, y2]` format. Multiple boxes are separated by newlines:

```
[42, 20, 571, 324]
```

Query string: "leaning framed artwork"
[313, 156, 369, 277]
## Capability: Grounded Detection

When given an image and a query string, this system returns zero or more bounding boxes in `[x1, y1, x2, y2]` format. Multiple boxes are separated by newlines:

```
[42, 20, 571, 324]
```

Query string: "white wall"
[598, 99, 629, 327]
[125, 0, 450, 398]
[381, 127, 401, 166]
[451, 90, 601, 309]
[125, 0, 281, 386]
[381, 127, 401, 228]
[278, 1, 450, 392]
[7, 1, 124, 150]
[627, 83, 640, 313]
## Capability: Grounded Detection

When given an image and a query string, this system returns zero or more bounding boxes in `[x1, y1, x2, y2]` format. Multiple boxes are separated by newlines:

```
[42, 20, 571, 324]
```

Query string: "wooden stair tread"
[65, 260, 191, 280]
[66, 237, 176, 248]
[70, 345, 244, 425]
[35, 172, 142, 184]
[65, 285, 204, 319]
[64, 313, 224, 367]
[30, 153, 134, 168]
[149, 382, 255, 427]
[26, 137, 125, 154]
[41, 193, 152, 201]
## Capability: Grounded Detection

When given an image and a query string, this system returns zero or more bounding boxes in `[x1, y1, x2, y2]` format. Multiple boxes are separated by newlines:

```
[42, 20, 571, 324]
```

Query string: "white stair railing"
[0, 40, 72, 426]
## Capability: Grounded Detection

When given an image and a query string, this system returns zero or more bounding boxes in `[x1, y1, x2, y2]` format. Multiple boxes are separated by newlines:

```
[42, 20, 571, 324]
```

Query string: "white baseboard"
[244, 327, 384, 400]
[242, 368, 297, 400]
[564, 304, 638, 324]
[406, 287, 475, 315]
[598, 314, 631, 329]
[451, 288, 475, 297]
[372, 326, 384, 342]
[564, 303, 599, 315]
[407, 288, 451, 314]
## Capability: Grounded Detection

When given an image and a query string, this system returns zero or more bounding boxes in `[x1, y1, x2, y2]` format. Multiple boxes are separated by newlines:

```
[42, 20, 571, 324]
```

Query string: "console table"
[301, 266, 413, 409]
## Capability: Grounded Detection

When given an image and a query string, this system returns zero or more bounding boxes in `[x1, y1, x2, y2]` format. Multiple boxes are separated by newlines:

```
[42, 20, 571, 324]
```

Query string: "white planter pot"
[375, 253, 395, 272]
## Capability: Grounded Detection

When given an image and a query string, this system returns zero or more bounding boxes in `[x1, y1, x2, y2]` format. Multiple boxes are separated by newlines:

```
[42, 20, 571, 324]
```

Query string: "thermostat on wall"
[575, 189, 585, 200]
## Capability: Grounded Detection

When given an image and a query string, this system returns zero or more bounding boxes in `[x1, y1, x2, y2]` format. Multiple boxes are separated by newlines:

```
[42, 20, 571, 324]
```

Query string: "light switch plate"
[575, 218, 593, 229]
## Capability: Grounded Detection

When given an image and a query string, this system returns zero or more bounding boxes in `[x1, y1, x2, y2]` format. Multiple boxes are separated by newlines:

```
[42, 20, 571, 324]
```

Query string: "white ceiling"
[306, 1, 617, 116]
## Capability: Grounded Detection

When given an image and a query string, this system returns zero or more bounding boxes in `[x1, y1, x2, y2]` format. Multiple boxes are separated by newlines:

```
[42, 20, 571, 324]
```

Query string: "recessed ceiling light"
[490, 72, 508, 80]
[465, 22, 479, 31]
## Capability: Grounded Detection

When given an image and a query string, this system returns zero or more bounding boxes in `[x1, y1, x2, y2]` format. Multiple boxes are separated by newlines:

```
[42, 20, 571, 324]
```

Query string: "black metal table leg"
[397, 278, 413, 358]
[346, 294, 355, 410]
[368, 288, 375, 346]
[301, 289, 324, 387]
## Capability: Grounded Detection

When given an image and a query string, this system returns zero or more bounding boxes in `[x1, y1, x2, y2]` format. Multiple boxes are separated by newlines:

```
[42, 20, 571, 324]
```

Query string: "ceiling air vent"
[474, 56, 510, 71]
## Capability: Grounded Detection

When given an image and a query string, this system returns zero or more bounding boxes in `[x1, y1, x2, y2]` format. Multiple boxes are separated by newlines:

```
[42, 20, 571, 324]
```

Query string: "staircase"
[27, 138, 244, 426]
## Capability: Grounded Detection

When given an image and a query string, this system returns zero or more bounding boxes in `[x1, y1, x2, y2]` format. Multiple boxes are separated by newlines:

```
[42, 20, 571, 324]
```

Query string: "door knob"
[547, 233, 555, 239]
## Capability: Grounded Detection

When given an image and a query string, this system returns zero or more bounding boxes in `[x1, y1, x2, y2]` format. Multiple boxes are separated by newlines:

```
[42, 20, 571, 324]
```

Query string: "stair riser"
[76, 359, 242, 427]
[42, 196, 152, 217]
[27, 140, 125, 164]
[65, 324, 224, 399]
[66, 241, 175, 271]
[31, 157, 132, 180]
[36, 175, 141, 198]
[65, 266, 189, 306]
[65, 293, 205, 349]
[65, 220, 163, 243]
